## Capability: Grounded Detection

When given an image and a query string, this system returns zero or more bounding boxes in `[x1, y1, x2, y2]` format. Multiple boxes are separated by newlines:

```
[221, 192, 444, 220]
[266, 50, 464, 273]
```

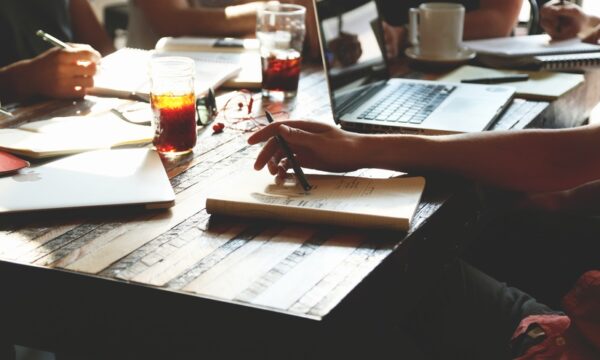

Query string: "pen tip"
[36, 30, 44, 37]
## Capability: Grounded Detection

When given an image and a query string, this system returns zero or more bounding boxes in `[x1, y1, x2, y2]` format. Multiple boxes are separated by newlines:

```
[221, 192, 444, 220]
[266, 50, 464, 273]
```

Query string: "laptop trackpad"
[429, 97, 497, 132]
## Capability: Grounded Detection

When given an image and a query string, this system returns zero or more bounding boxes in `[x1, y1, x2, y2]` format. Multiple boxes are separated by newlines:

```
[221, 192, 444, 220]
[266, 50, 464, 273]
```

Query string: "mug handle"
[408, 8, 419, 46]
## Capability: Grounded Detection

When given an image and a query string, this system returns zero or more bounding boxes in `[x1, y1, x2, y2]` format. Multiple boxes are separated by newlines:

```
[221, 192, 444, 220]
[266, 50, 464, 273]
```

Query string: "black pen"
[461, 74, 529, 84]
[265, 110, 312, 192]
[36, 29, 71, 49]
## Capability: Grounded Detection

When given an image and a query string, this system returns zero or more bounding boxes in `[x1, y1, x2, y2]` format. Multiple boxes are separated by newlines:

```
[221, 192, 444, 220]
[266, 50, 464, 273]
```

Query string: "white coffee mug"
[409, 3, 465, 59]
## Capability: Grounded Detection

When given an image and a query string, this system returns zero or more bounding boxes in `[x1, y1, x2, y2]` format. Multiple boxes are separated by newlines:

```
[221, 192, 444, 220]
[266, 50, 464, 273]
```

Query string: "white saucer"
[405, 47, 476, 64]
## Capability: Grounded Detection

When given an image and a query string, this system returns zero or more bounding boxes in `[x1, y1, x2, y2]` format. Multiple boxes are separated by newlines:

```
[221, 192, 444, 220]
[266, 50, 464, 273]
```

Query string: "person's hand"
[581, 23, 600, 44]
[327, 32, 362, 66]
[540, 1, 588, 41]
[516, 191, 568, 213]
[382, 21, 406, 59]
[21, 44, 100, 99]
[248, 120, 366, 183]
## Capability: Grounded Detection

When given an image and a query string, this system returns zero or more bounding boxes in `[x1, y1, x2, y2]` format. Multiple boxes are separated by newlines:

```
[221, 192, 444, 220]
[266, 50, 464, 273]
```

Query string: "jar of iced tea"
[149, 57, 197, 155]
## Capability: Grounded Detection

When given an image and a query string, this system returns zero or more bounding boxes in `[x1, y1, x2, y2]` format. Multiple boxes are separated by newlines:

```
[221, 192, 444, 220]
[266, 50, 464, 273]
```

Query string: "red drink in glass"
[151, 92, 197, 154]
[256, 3, 306, 99]
[261, 50, 302, 96]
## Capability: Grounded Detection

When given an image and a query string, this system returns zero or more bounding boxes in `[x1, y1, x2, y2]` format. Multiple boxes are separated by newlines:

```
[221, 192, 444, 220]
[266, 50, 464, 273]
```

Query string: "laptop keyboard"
[357, 83, 456, 124]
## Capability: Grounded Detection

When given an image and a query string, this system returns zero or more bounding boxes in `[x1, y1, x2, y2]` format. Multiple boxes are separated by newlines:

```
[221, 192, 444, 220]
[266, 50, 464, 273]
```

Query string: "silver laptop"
[315, 0, 515, 134]
[0, 148, 175, 214]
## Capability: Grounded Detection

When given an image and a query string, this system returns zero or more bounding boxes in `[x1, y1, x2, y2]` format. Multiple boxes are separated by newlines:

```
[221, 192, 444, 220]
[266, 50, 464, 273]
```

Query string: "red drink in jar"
[149, 57, 197, 155]
[151, 92, 197, 154]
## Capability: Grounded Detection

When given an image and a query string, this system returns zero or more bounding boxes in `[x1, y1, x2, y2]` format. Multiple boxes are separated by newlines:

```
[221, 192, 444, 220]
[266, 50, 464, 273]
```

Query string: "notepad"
[0, 110, 153, 158]
[206, 170, 425, 231]
[439, 65, 584, 101]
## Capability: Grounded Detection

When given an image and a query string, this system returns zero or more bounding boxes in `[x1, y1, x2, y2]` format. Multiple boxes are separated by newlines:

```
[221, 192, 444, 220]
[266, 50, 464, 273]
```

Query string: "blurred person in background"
[127, 0, 319, 58]
[379, 0, 523, 59]
[541, 0, 600, 43]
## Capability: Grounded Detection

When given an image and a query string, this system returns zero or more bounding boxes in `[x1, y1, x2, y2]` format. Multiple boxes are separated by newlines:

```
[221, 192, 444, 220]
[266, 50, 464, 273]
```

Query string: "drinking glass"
[256, 3, 306, 99]
[149, 57, 197, 155]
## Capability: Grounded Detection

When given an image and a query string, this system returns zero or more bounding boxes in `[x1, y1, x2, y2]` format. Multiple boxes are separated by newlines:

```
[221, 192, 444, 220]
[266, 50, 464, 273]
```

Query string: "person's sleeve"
[376, 0, 412, 26]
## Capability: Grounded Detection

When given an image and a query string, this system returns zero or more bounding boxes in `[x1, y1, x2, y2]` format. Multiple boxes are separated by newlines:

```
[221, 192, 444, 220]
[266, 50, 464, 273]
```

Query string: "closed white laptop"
[0, 148, 175, 213]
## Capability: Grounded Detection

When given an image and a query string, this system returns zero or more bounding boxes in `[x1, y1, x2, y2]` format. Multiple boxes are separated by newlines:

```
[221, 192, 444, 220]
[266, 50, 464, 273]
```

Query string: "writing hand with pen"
[248, 120, 365, 187]
[540, 1, 600, 43]
[1, 31, 101, 102]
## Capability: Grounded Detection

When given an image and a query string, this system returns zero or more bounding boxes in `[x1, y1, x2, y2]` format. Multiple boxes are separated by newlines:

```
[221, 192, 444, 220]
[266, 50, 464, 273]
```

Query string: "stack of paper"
[464, 34, 600, 69]
[465, 34, 600, 57]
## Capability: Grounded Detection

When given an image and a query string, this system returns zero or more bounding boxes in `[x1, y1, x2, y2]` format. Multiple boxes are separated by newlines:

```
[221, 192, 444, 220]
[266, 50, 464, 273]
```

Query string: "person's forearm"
[0, 61, 32, 103]
[562, 179, 600, 214]
[463, 10, 517, 39]
[70, 0, 115, 56]
[463, 0, 522, 39]
[146, 7, 256, 38]
[359, 127, 600, 192]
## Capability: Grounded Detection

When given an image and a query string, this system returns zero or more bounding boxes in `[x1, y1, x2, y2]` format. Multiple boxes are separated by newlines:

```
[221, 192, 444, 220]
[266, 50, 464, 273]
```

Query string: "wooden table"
[1, 65, 598, 358]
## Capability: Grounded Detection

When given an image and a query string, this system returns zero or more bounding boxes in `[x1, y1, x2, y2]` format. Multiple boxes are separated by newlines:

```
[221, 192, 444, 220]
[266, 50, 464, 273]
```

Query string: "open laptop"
[0, 148, 175, 214]
[315, 0, 515, 134]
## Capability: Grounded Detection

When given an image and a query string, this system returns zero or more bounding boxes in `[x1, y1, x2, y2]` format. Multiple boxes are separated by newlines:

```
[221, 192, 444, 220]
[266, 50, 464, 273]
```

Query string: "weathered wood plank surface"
[0, 66, 450, 320]
[3, 65, 591, 321]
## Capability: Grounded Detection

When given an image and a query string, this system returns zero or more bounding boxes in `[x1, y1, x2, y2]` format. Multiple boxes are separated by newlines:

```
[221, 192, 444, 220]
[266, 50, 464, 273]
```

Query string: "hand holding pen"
[248, 120, 366, 189]
[264, 111, 313, 192]
[25, 30, 101, 99]
[540, 0, 587, 41]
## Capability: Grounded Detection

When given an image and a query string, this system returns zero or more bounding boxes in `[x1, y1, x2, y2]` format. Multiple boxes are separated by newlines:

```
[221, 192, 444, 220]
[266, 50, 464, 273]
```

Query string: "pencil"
[264, 110, 313, 192]
[36, 30, 71, 49]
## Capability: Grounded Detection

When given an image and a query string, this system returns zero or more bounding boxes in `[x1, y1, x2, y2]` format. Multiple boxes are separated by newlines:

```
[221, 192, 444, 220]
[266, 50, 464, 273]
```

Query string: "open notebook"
[206, 170, 425, 231]
[0, 148, 175, 214]
[155, 37, 262, 89]
[89, 47, 242, 100]
[0, 109, 153, 158]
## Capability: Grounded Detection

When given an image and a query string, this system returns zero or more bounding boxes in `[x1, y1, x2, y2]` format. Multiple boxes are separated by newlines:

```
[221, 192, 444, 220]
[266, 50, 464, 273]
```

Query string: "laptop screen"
[316, 0, 389, 120]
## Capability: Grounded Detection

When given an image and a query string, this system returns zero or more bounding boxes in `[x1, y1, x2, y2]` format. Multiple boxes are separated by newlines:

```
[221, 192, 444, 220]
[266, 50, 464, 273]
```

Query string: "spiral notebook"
[465, 35, 600, 70]
[534, 52, 600, 71]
